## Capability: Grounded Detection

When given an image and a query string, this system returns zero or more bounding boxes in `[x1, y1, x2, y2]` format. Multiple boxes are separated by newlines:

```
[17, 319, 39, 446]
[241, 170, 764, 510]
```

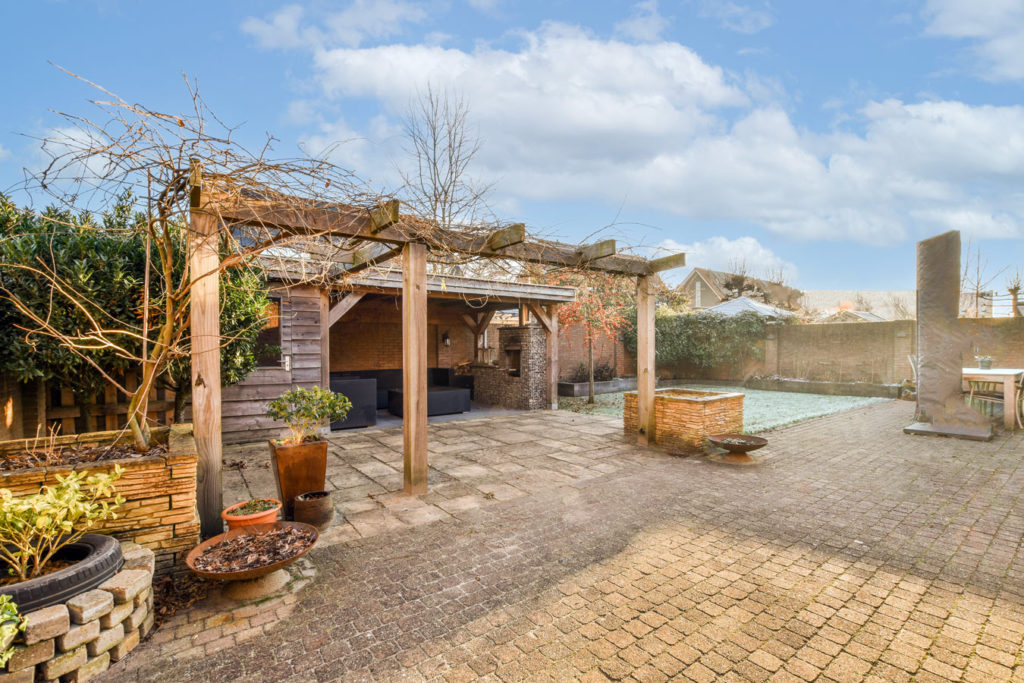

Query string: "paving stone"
[109, 629, 140, 662]
[22, 604, 69, 645]
[86, 624, 124, 657]
[60, 651, 110, 682]
[121, 546, 155, 575]
[56, 620, 100, 652]
[66, 590, 113, 625]
[5, 638, 53, 671]
[0, 667, 34, 683]
[98, 570, 150, 604]
[39, 644, 86, 680]
[99, 601, 133, 629]
[103, 406, 1024, 683]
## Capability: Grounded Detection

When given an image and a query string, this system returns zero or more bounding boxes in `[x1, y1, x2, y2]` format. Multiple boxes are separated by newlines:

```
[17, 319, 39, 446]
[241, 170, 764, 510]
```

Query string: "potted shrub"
[0, 468, 126, 612]
[267, 387, 351, 518]
[221, 498, 282, 530]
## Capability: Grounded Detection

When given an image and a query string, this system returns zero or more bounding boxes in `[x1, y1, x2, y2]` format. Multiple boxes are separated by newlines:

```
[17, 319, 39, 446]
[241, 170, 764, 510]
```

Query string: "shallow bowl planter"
[185, 521, 319, 582]
[270, 439, 328, 518]
[293, 490, 334, 531]
[2, 534, 123, 612]
[707, 433, 768, 454]
[221, 498, 282, 530]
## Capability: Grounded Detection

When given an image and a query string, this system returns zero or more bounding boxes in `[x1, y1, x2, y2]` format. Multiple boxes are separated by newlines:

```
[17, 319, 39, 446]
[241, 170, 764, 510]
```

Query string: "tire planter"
[3, 534, 124, 612]
[293, 491, 334, 531]
[221, 499, 282, 531]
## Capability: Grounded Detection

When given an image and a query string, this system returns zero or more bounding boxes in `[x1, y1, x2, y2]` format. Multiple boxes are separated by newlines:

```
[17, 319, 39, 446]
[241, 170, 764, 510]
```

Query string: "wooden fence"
[5, 374, 176, 440]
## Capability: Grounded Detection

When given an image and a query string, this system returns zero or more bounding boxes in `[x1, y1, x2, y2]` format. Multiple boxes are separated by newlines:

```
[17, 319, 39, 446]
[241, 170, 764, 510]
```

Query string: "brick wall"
[473, 326, 547, 410]
[671, 318, 1024, 384]
[624, 388, 743, 451]
[558, 324, 635, 380]
[329, 297, 475, 372]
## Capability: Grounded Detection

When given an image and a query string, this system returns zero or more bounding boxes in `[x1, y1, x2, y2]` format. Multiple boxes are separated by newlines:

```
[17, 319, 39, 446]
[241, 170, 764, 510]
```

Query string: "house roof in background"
[704, 296, 796, 319]
[684, 268, 803, 307]
[821, 309, 888, 323]
[800, 290, 916, 320]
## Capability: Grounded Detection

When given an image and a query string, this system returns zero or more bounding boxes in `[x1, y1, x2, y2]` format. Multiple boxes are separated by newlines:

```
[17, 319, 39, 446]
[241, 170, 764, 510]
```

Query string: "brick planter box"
[2, 542, 155, 683]
[0, 424, 199, 576]
[624, 388, 744, 452]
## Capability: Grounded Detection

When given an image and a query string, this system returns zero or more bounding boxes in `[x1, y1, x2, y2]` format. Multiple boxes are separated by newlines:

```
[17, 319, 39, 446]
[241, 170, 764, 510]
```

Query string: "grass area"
[558, 383, 888, 434]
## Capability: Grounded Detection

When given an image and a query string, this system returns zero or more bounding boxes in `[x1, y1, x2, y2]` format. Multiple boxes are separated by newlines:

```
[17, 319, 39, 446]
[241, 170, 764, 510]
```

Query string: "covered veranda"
[187, 172, 685, 536]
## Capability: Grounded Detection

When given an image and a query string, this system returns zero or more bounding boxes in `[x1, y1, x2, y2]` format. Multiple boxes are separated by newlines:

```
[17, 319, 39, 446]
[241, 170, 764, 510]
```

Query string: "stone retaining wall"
[2, 542, 155, 683]
[625, 388, 744, 452]
[0, 424, 199, 576]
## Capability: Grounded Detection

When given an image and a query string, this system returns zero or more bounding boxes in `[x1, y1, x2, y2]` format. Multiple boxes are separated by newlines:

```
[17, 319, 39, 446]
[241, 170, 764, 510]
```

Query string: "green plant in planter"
[0, 467, 124, 582]
[0, 595, 26, 667]
[267, 386, 352, 446]
[226, 498, 279, 516]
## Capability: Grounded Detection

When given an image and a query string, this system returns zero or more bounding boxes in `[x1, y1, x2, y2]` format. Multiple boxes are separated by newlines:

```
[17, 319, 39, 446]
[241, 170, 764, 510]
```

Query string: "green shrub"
[267, 386, 352, 446]
[0, 595, 26, 667]
[623, 310, 767, 371]
[0, 467, 124, 582]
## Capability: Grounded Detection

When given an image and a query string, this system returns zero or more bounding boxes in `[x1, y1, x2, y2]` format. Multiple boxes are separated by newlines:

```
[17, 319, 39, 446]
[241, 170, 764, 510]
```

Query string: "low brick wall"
[625, 388, 744, 452]
[0, 424, 200, 576]
[3, 542, 155, 683]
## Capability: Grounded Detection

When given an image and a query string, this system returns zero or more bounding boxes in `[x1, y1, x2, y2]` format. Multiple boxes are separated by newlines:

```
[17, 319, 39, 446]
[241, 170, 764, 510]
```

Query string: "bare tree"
[761, 264, 789, 287]
[4, 72, 385, 446]
[1007, 270, 1022, 318]
[960, 238, 1006, 318]
[398, 85, 494, 237]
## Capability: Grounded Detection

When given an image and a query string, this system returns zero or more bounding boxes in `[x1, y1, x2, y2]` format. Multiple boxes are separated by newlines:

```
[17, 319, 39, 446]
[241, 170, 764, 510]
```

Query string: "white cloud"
[466, 0, 500, 10]
[260, 14, 1024, 246]
[615, 1, 670, 43]
[660, 236, 798, 285]
[242, 0, 428, 50]
[0, 144, 9, 161]
[696, 1, 775, 34]
[923, 0, 1024, 81]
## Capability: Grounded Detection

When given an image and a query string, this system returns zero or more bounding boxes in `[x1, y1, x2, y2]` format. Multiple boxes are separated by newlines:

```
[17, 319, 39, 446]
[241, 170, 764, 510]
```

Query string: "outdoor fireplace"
[472, 326, 546, 410]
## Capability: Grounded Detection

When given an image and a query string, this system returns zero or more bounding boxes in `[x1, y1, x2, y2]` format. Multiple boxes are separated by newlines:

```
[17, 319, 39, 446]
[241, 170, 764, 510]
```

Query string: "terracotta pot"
[221, 499, 282, 531]
[270, 439, 328, 518]
[293, 490, 334, 531]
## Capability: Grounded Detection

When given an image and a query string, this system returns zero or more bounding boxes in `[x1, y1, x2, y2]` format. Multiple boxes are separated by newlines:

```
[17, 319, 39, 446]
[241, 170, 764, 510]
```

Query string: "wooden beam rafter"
[328, 292, 365, 327]
[215, 196, 677, 276]
[577, 239, 616, 264]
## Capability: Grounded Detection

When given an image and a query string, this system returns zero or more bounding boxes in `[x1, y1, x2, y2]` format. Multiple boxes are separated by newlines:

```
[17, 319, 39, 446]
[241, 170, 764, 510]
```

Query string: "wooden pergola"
[188, 172, 685, 537]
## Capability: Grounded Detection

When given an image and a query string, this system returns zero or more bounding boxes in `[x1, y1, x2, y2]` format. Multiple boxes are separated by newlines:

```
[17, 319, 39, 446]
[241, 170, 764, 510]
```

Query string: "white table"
[962, 368, 1024, 429]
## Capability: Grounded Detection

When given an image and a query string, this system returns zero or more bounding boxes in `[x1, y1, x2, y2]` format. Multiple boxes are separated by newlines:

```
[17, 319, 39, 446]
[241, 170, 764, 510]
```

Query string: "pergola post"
[402, 243, 428, 494]
[636, 275, 655, 445]
[546, 304, 559, 409]
[188, 163, 224, 538]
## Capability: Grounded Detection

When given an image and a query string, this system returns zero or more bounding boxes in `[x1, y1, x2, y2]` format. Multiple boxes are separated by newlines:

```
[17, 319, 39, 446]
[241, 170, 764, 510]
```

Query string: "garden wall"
[0, 424, 200, 577]
[3, 543, 155, 683]
[670, 318, 1024, 386]
[557, 324, 635, 380]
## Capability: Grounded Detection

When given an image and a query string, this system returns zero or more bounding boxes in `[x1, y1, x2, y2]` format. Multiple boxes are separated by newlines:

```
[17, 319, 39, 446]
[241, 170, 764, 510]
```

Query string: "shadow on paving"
[116, 401, 1024, 682]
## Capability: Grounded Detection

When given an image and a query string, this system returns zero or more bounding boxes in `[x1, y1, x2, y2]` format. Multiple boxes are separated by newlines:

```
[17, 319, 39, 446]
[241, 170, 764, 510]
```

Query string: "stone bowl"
[185, 521, 318, 582]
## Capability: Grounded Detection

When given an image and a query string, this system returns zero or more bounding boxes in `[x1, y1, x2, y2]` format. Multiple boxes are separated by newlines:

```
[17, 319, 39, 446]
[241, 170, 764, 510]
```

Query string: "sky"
[1, 0, 1022, 294]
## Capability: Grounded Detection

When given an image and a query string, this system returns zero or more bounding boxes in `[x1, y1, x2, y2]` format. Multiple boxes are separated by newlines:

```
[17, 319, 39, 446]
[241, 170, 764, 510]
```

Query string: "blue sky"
[1, 0, 1022, 292]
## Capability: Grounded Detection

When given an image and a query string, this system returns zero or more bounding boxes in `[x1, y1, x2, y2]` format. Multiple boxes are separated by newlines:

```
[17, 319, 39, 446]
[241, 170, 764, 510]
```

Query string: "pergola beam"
[215, 197, 678, 276]
[343, 245, 404, 275]
[577, 239, 616, 263]
[648, 252, 687, 273]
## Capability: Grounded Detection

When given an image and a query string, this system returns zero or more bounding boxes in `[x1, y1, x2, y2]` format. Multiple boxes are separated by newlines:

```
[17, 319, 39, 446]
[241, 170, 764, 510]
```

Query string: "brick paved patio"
[112, 401, 1024, 682]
